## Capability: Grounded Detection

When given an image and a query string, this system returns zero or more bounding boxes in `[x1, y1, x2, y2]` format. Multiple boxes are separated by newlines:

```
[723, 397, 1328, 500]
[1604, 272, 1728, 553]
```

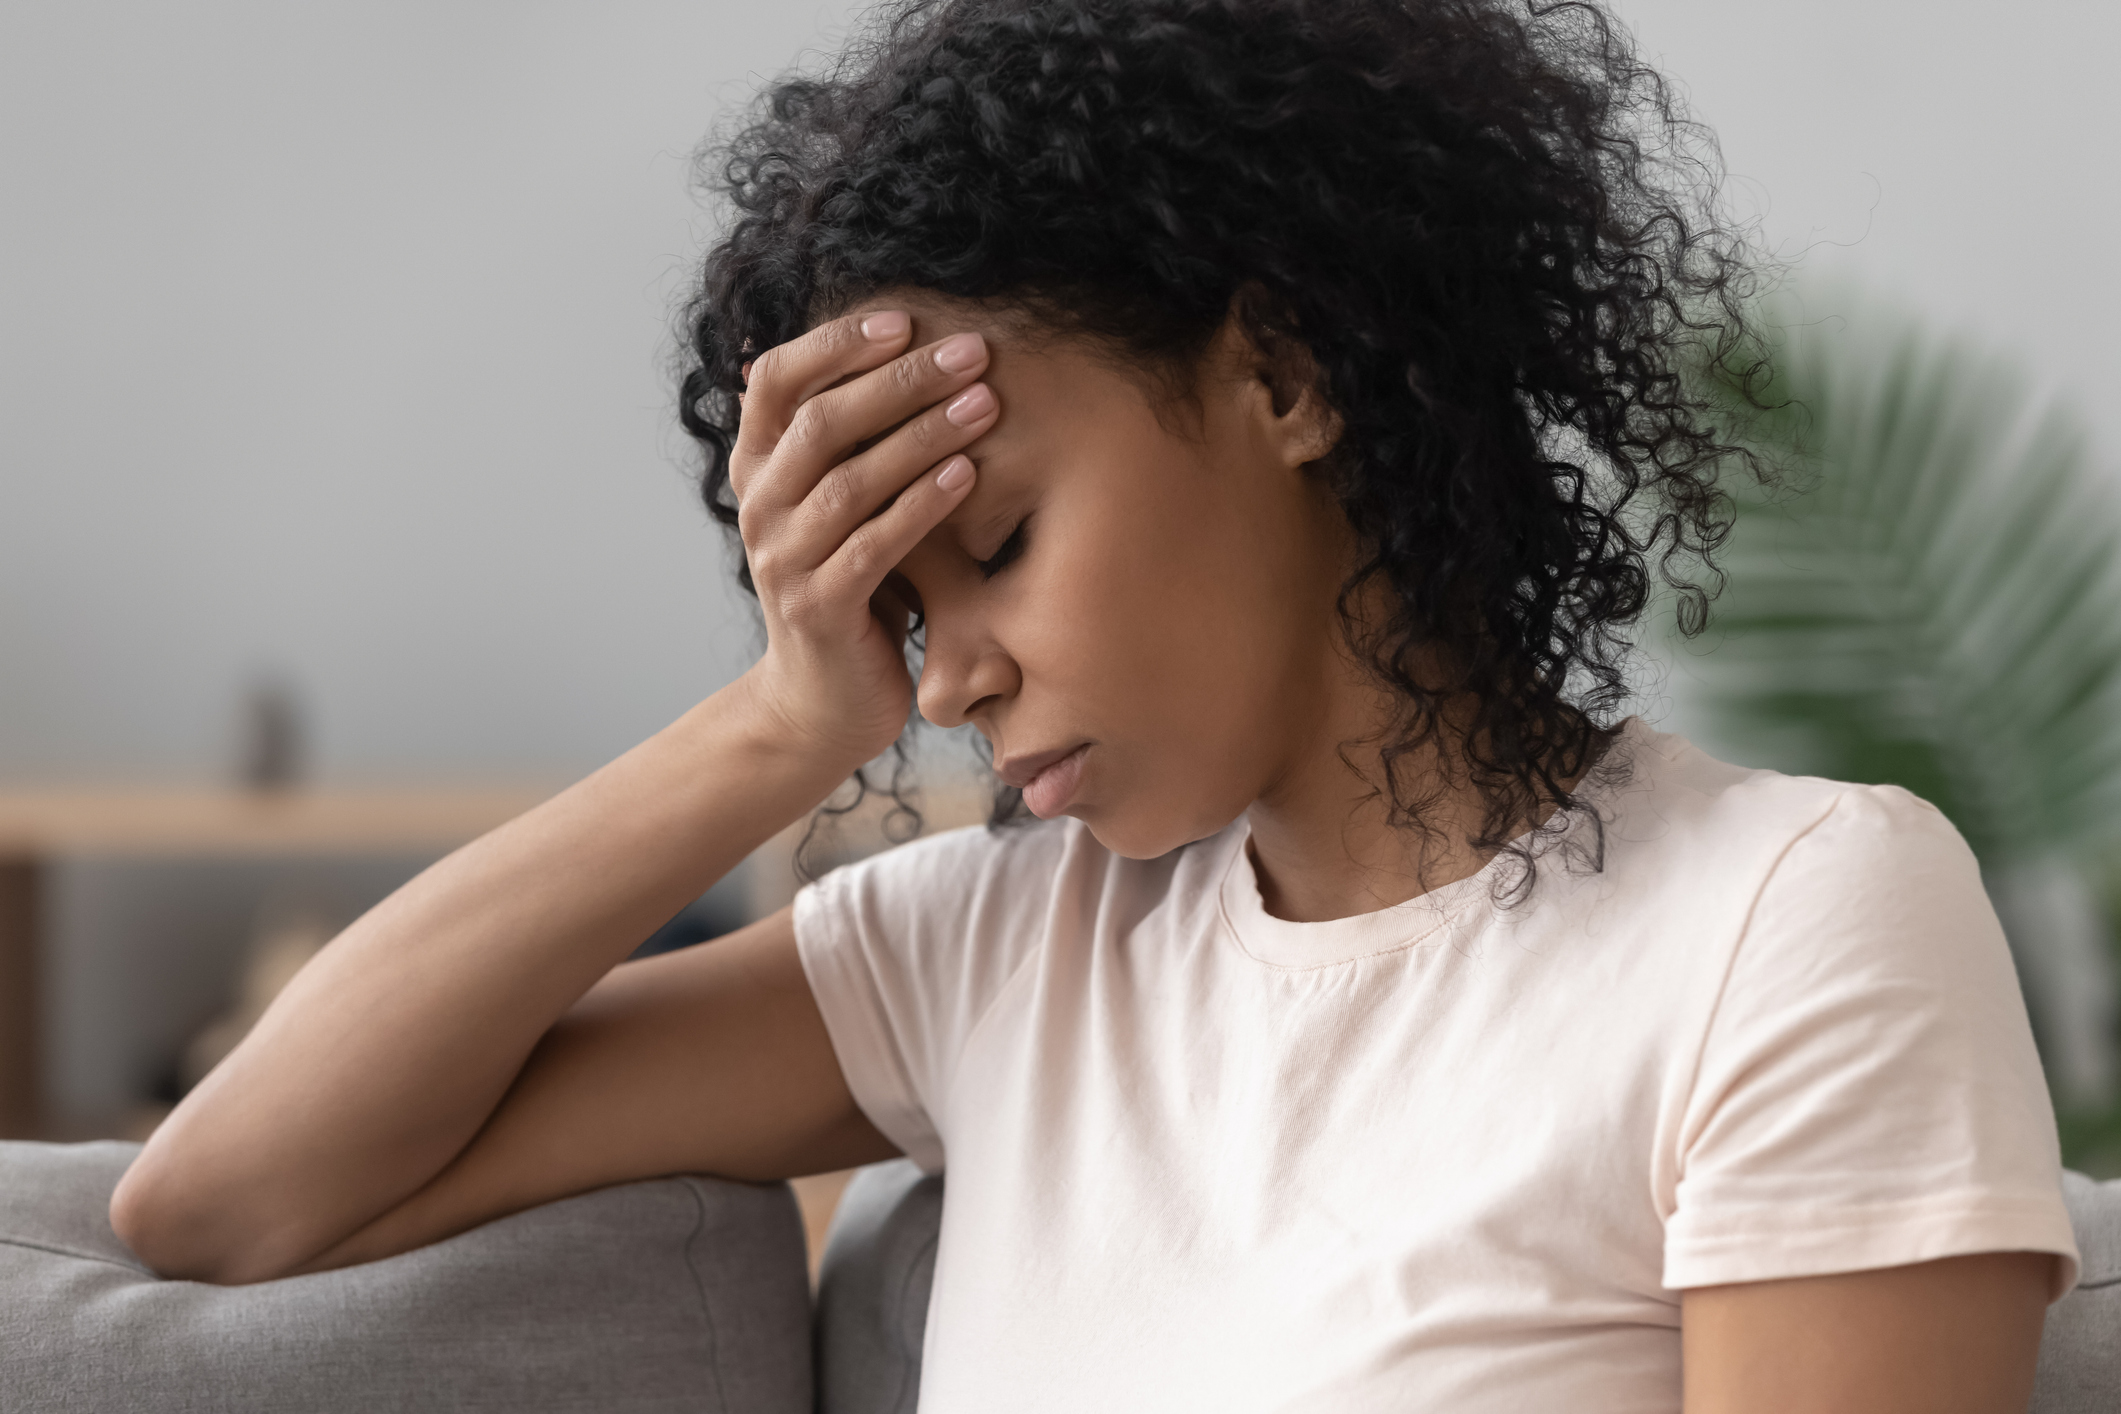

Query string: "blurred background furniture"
[0, 786, 549, 1138]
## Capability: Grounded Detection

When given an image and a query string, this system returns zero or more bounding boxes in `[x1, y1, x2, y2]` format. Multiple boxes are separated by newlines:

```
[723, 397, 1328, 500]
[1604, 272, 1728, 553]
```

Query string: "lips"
[996, 742, 1091, 789]
[998, 742, 1093, 820]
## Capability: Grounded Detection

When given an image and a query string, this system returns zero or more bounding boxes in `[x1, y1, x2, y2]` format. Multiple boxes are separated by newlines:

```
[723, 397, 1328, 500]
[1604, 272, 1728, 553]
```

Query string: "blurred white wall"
[4, 0, 2116, 784]
[1613, 0, 2121, 461]
[1, 0, 861, 783]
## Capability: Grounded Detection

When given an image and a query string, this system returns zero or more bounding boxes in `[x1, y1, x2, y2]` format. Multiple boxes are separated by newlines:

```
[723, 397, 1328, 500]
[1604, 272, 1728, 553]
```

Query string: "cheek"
[1022, 497, 1303, 745]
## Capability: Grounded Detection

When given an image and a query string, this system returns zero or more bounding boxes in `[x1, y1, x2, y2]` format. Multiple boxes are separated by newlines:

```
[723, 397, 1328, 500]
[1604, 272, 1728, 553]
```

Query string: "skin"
[109, 297, 2055, 1411]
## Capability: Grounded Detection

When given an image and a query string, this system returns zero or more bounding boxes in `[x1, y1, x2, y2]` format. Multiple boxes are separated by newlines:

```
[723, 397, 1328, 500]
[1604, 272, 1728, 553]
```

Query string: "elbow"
[107, 1160, 218, 1281]
[106, 1164, 193, 1280]
[109, 1155, 295, 1286]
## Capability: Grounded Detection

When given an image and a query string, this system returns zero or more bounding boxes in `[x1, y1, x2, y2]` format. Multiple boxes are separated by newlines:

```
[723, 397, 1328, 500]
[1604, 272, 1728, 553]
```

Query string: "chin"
[1075, 798, 1243, 862]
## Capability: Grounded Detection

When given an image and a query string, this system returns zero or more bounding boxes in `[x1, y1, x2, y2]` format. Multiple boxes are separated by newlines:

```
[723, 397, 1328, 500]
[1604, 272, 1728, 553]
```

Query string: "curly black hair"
[678, 0, 1767, 882]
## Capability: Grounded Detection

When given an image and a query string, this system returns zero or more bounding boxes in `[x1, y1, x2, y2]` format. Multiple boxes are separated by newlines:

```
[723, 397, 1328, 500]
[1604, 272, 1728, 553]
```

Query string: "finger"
[735, 311, 912, 460]
[788, 381, 999, 561]
[815, 455, 978, 605]
[744, 331, 992, 517]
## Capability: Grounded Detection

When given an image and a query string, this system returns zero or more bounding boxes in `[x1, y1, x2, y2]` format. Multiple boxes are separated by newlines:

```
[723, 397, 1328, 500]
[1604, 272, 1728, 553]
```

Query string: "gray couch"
[1, 1142, 2113, 1411]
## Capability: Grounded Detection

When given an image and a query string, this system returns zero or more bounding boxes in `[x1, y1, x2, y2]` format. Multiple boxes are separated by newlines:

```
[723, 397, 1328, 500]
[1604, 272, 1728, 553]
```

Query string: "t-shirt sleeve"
[792, 819, 1070, 1172]
[1664, 784, 2083, 1298]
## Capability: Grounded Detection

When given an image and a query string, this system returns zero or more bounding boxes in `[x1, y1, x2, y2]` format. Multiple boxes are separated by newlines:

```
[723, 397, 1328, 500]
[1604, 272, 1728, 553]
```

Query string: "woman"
[113, 1, 2078, 1409]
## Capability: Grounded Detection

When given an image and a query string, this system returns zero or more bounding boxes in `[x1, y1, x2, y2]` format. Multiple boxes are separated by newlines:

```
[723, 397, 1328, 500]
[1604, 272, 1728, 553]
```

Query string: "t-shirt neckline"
[1215, 718, 1643, 969]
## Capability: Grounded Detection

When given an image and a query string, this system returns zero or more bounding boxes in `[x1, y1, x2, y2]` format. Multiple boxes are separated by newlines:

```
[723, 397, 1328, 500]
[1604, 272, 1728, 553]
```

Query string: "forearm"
[111, 673, 853, 1283]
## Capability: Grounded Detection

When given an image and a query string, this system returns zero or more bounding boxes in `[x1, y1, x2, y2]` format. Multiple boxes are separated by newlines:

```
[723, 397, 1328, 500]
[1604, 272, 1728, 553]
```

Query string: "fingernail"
[944, 383, 995, 425]
[934, 332, 986, 373]
[936, 457, 975, 492]
[861, 310, 910, 342]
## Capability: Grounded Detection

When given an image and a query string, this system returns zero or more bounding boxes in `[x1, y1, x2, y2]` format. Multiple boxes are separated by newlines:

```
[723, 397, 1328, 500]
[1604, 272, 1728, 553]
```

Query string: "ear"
[1271, 373, 1343, 470]
[1215, 297, 1343, 471]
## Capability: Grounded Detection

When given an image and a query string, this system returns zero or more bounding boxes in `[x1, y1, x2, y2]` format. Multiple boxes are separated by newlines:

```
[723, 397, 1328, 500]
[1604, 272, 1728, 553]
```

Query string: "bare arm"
[292, 906, 899, 1278]
[1682, 1252, 2055, 1413]
[110, 305, 999, 1284]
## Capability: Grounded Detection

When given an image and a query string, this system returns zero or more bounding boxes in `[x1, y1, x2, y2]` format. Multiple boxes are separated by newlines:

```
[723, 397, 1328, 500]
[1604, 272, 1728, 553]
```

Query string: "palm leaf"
[1682, 298, 2121, 868]
[1671, 296, 2121, 1113]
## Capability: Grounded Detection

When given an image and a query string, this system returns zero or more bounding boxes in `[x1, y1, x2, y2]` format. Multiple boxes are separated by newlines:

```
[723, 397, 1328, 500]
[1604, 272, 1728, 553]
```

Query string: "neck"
[1243, 658, 1594, 925]
[1244, 736, 1495, 925]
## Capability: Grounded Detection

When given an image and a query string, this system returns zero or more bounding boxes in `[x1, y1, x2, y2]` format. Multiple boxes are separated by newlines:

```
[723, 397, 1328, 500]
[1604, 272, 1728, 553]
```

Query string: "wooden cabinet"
[0, 787, 551, 1137]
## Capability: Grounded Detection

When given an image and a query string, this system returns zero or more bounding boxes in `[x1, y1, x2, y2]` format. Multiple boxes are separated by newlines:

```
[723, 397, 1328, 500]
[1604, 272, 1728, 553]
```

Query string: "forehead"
[837, 289, 1203, 445]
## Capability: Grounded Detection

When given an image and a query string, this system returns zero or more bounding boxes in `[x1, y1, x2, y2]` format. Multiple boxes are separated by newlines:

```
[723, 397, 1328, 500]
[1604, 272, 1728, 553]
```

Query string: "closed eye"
[975, 517, 1030, 580]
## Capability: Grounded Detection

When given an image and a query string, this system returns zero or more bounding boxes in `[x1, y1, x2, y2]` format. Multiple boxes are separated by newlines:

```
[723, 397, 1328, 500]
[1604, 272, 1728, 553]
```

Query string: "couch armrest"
[0, 1140, 812, 1413]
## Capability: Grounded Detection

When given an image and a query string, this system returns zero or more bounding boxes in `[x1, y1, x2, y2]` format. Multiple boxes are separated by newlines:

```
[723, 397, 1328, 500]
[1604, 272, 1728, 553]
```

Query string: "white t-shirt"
[794, 720, 2080, 1413]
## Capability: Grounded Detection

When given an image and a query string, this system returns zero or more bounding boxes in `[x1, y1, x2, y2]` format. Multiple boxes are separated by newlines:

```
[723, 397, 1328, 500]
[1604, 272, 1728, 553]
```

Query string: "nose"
[917, 612, 1020, 729]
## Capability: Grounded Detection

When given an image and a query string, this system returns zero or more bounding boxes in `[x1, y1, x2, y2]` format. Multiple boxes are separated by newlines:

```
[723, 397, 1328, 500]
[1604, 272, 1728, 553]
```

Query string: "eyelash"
[975, 519, 1029, 580]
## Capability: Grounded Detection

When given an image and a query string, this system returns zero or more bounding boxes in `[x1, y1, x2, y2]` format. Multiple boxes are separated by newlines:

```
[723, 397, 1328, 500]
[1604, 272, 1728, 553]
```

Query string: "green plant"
[1671, 295, 2121, 1149]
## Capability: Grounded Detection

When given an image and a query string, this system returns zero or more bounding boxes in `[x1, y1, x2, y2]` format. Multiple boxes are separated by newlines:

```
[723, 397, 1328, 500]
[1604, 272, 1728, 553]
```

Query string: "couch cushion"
[2033, 1169, 2121, 1414]
[0, 1140, 812, 1414]
[814, 1159, 941, 1414]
